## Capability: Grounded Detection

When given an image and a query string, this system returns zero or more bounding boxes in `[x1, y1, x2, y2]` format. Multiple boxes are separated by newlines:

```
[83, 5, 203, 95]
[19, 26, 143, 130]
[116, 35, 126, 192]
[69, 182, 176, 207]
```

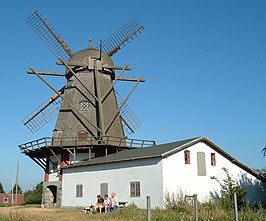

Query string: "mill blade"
[97, 19, 144, 56]
[23, 90, 64, 133]
[26, 10, 73, 61]
[115, 90, 141, 134]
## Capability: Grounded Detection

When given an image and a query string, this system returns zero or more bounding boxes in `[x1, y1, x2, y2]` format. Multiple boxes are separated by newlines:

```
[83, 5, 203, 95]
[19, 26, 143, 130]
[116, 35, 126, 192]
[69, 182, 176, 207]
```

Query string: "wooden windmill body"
[19, 11, 155, 207]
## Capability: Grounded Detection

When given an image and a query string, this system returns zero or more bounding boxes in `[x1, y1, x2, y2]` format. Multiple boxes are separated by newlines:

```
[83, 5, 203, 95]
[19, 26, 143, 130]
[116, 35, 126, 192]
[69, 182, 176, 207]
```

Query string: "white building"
[61, 137, 266, 208]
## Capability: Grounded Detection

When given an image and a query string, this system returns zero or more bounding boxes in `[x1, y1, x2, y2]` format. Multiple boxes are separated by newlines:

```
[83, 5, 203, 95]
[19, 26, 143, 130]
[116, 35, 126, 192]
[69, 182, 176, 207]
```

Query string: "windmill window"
[130, 181, 140, 197]
[80, 101, 89, 111]
[211, 153, 216, 166]
[76, 184, 83, 197]
[184, 150, 190, 164]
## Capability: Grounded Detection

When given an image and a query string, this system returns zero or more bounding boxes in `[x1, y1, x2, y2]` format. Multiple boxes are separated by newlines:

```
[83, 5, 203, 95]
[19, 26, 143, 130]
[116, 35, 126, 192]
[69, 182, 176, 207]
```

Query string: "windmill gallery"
[18, 11, 266, 208]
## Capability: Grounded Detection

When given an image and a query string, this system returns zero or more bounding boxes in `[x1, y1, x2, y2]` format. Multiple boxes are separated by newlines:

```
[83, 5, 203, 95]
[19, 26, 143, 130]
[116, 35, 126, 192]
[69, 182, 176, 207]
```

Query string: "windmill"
[18, 10, 155, 207]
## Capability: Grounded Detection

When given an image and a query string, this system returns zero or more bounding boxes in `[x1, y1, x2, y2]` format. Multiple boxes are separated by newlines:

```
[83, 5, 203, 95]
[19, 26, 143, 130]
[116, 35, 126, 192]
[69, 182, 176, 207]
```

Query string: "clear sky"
[0, 0, 265, 192]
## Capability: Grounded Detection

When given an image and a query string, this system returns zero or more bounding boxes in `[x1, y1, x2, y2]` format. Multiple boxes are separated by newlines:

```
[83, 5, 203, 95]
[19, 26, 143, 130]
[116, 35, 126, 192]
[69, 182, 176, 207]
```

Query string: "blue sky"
[0, 0, 265, 192]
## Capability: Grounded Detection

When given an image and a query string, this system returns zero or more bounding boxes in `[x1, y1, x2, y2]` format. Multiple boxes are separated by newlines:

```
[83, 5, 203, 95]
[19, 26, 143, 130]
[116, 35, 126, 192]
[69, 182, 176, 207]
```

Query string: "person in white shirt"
[108, 192, 119, 212]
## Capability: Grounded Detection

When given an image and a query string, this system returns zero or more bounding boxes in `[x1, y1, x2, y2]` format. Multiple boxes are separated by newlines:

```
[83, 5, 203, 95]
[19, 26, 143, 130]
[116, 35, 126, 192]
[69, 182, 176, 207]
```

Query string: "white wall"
[62, 158, 163, 208]
[162, 141, 265, 203]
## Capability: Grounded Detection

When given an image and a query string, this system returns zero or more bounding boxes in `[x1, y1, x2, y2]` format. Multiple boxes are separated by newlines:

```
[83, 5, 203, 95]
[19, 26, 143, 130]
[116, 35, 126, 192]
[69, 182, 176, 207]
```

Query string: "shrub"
[163, 189, 192, 213]
[211, 167, 247, 209]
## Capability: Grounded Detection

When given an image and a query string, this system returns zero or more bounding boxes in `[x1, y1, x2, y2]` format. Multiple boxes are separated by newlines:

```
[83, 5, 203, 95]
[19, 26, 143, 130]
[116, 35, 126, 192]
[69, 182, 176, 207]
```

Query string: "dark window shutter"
[184, 150, 190, 164]
[211, 153, 216, 166]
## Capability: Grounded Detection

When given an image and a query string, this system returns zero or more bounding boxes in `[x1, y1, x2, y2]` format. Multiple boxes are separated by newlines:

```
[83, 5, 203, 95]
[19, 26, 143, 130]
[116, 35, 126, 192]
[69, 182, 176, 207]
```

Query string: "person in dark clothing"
[94, 195, 104, 213]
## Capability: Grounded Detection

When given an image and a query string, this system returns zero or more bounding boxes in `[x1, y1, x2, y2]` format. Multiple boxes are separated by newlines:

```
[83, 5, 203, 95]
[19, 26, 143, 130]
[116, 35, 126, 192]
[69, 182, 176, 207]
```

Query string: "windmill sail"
[26, 10, 73, 61]
[115, 91, 141, 134]
[99, 19, 144, 57]
[23, 97, 62, 133]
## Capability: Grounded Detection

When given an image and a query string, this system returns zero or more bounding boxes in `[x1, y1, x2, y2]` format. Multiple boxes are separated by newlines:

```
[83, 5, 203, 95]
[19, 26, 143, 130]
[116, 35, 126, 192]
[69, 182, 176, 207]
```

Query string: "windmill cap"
[69, 47, 115, 78]
[71, 47, 114, 67]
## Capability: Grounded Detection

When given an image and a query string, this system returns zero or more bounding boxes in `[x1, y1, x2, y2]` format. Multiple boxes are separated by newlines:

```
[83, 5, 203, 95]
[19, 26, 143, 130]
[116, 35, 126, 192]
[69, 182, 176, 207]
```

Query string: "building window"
[130, 181, 140, 197]
[197, 152, 206, 176]
[184, 150, 190, 164]
[100, 183, 108, 196]
[76, 184, 83, 197]
[211, 153, 216, 166]
[80, 101, 89, 111]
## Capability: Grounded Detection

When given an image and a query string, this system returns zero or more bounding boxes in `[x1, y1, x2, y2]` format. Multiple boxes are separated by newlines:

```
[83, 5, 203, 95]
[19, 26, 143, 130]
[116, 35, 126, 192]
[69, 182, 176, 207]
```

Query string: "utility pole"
[11, 179, 14, 204]
[15, 161, 19, 204]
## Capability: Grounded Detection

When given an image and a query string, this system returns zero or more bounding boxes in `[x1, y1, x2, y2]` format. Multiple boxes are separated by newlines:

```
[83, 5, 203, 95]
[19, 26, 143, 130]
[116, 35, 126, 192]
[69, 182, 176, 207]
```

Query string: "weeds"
[0, 202, 265, 221]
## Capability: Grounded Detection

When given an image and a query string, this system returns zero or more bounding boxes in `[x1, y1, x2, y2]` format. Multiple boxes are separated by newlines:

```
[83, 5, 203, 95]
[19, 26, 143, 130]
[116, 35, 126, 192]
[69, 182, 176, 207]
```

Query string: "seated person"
[94, 194, 104, 213]
[103, 194, 111, 212]
[108, 192, 119, 212]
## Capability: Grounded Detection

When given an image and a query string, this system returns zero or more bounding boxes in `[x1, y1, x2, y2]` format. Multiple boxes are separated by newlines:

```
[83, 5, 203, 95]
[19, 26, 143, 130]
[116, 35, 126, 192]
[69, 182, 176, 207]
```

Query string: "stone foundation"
[41, 181, 62, 208]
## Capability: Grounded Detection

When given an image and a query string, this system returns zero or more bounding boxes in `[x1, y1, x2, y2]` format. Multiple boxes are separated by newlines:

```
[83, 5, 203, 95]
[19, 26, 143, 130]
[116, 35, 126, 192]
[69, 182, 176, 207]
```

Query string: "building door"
[78, 131, 88, 141]
[47, 185, 57, 203]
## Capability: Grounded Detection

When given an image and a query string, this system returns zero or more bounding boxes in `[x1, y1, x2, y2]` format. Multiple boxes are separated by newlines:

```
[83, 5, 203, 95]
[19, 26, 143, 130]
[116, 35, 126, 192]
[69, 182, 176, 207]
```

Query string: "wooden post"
[146, 195, 151, 221]
[234, 192, 238, 221]
[194, 194, 198, 221]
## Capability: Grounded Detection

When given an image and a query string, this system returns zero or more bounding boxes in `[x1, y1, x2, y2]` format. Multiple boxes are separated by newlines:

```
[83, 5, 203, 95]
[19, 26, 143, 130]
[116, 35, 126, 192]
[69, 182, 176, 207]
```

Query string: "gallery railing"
[18, 136, 156, 152]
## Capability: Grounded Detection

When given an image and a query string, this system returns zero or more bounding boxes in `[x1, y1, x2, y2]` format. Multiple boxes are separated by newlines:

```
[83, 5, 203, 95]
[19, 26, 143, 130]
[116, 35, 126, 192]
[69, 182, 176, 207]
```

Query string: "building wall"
[0, 194, 24, 204]
[162, 141, 266, 203]
[62, 158, 163, 208]
[61, 141, 266, 209]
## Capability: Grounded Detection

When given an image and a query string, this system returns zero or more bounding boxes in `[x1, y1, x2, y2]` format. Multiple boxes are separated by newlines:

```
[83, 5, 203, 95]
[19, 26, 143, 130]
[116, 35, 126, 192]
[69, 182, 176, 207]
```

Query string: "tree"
[0, 182, 5, 193]
[262, 146, 266, 157]
[24, 182, 43, 204]
[11, 184, 22, 194]
[256, 168, 266, 176]
[211, 167, 247, 209]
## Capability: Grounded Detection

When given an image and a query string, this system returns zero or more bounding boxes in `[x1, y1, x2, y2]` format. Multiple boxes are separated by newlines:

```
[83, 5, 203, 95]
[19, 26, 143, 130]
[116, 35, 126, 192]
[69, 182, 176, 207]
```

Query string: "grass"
[0, 204, 265, 221]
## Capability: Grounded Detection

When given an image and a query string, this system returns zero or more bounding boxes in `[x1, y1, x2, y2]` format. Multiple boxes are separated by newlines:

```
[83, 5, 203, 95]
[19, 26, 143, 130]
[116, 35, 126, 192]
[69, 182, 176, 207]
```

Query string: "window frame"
[211, 153, 216, 166]
[184, 150, 190, 164]
[100, 183, 108, 197]
[130, 181, 140, 197]
[80, 100, 89, 111]
[76, 184, 83, 198]
[197, 152, 206, 176]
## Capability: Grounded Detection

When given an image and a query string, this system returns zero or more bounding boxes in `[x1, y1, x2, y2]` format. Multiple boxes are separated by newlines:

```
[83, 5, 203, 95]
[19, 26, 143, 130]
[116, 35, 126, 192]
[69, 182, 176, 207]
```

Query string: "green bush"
[211, 167, 247, 209]
[24, 182, 43, 204]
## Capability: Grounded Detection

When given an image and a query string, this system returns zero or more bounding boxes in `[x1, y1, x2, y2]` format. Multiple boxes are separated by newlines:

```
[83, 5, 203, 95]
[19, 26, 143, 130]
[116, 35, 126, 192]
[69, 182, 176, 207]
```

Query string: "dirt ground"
[0, 206, 128, 221]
